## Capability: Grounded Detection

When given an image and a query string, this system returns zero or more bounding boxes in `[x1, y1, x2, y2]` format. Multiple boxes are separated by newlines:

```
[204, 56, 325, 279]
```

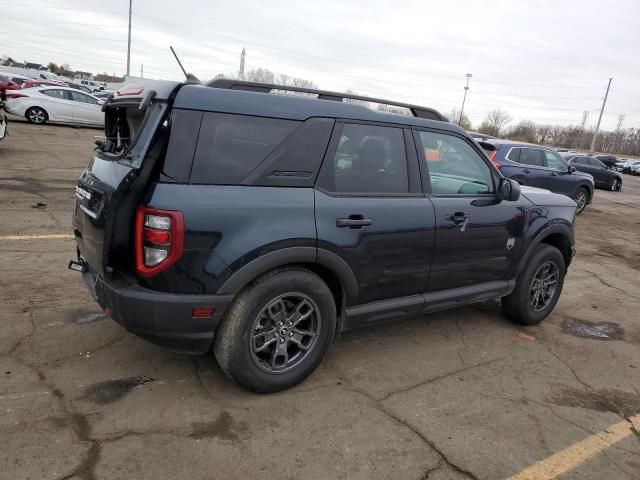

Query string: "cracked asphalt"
[1, 118, 639, 480]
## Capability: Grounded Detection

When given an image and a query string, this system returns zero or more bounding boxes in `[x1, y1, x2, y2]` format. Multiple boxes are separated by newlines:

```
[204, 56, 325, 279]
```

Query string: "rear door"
[414, 129, 525, 291]
[39, 88, 74, 122]
[72, 94, 170, 273]
[67, 90, 104, 125]
[507, 147, 548, 188]
[314, 121, 435, 307]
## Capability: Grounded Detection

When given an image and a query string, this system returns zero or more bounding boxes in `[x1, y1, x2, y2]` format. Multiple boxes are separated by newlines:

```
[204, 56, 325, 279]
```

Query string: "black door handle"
[445, 212, 470, 232]
[336, 215, 372, 228]
[522, 168, 531, 173]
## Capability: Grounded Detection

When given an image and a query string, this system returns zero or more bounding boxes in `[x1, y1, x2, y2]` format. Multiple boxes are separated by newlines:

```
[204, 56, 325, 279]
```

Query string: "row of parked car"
[0, 71, 107, 93]
[467, 134, 627, 215]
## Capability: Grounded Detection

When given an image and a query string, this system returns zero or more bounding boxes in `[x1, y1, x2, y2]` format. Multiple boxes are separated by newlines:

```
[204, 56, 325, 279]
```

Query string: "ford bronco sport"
[70, 79, 577, 393]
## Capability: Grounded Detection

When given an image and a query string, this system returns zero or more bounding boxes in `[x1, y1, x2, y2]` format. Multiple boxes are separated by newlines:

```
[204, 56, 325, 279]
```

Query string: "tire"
[502, 244, 565, 326]
[573, 187, 589, 215]
[608, 178, 621, 192]
[213, 267, 337, 393]
[25, 106, 48, 124]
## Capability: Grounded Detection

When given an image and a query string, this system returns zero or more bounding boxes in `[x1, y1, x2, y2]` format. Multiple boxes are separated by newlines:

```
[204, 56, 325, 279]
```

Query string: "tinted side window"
[416, 130, 494, 195]
[589, 158, 606, 168]
[42, 89, 66, 99]
[507, 148, 521, 162]
[519, 149, 544, 167]
[191, 113, 300, 185]
[161, 109, 203, 183]
[573, 157, 588, 165]
[317, 123, 408, 194]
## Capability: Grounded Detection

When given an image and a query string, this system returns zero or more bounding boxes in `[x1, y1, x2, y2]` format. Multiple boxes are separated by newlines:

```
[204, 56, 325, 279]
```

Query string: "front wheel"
[573, 187, 588, 215]
[213, 268, 337, 393]
[502, 244, 565, 326]
[609, 178, 621, 191]
[25, 106, 48, 124]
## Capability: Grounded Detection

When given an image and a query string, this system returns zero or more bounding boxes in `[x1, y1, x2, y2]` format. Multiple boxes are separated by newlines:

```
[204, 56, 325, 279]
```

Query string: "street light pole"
[459, 73, 472, 126]
[126, 0, 132, 77]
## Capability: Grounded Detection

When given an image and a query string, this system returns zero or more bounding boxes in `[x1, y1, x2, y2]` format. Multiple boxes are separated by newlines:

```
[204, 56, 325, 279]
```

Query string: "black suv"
[70, 80, 577, 392]
[478, 139, 595, 214]
[560, 154, 623, 192]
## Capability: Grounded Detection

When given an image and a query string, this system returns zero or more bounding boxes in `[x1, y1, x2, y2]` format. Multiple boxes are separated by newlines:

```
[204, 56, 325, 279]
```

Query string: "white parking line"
[0, 234, 74, 240]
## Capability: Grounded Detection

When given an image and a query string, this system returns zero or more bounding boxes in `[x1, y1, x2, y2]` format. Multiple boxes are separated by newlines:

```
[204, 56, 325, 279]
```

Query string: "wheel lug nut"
[289, 332, 293, 337]
[278, 322, 283, 326]
[280, 338, 285, 343]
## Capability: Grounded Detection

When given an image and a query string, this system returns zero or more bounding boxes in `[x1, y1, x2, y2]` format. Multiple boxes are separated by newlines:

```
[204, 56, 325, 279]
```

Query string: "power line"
[0, 2, 127, 14]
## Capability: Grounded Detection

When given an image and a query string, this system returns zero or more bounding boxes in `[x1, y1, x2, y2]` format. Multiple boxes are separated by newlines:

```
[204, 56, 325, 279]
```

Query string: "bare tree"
[507, 120, 537, 143]
[446, 107, 472, 130]
[479, 109, 512, 137]
[246, 68, 275, 84]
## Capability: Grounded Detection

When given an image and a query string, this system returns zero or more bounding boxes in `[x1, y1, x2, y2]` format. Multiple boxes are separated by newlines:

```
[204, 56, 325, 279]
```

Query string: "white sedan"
[4, 86, 104, 126]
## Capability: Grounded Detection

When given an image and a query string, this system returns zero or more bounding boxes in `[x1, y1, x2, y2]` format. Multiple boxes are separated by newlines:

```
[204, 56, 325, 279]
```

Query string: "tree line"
[447, 107, 639, 157]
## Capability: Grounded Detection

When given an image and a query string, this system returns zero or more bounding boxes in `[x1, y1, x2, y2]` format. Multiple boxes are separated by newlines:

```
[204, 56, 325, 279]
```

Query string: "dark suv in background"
[560, 154, 623, 191]
[70, 80, 577, 393]
[479, 139, 595, 214]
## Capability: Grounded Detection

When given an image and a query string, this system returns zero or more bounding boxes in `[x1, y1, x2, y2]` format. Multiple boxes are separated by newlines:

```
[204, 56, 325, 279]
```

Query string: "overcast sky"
[2, 0, 639, 129]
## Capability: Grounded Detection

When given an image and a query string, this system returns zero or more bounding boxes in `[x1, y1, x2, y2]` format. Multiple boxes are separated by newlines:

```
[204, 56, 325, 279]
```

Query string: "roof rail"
[205, 78, 447, 122]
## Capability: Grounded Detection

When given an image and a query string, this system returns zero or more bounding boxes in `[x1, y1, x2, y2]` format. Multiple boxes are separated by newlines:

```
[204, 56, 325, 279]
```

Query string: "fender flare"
[217, 247, 359, 305]
[516, 223, 574, 275]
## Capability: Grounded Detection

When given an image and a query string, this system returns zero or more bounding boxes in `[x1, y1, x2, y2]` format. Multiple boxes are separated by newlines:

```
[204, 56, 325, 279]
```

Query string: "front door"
[414, 129, 526, 291]
[315, 122, 435, 306]
[67, 90, 103, 125]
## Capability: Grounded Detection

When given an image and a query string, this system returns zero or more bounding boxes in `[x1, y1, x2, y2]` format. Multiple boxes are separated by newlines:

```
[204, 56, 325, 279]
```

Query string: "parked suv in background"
[479, 139, 594, 214]
[70, 80, 577, 393]
[560, 154, 623, 191]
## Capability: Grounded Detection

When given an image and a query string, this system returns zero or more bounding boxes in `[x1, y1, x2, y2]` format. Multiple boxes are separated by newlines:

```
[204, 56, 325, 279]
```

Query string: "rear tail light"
[6, 93, 26, 99]
[135, 207, 184, 277]
[487, 150, 502, 168]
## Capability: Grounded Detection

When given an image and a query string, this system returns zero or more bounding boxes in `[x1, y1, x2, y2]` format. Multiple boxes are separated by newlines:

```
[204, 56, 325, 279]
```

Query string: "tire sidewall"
[26, 107, 47, 124]
[574, 188, 588, 215]
[509, 245, 565, 325]
[219, 269, 336, 393]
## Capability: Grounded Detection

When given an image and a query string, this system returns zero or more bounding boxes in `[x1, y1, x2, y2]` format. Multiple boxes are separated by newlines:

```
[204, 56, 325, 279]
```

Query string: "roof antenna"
[170, 46, 200, 84]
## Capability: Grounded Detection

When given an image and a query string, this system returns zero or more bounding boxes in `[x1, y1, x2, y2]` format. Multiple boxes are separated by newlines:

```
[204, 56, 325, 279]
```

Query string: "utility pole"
[238, 48, 246, 80]
[458, 73, 472, 126]
[126, 0, 132, 77]
[590, 77, 612, 152]
[576, 110, 589, 149]
[140, 64, 143, 78]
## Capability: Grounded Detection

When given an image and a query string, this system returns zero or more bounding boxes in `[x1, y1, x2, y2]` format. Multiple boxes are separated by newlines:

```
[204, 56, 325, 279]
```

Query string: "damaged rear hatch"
[72, 80, 180, 275]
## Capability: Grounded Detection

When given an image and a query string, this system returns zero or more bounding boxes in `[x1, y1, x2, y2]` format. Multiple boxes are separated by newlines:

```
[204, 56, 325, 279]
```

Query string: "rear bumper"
[85, 269, 233, 354]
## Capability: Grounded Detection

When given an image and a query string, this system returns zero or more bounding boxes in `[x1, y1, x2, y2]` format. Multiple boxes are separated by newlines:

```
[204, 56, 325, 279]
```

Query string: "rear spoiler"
[102, 79, 182, 111]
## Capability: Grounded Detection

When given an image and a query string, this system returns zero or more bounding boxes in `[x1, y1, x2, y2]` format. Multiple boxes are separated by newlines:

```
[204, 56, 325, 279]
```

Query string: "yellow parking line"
[507, 414, 640, 480]
[0, 234, 74, 240]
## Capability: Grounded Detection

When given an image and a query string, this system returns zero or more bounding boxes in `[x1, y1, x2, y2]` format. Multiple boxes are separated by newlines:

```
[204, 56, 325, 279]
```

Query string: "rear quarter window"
[190, 113, 300, 185]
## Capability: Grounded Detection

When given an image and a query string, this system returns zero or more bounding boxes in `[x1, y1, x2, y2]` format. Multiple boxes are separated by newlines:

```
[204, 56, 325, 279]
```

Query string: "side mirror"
[568, 165, 576, 173]
[498, 178, 521, 201]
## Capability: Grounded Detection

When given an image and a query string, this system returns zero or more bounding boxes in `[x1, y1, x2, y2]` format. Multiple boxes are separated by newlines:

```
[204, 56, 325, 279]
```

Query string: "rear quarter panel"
[142, 184, 317, 294]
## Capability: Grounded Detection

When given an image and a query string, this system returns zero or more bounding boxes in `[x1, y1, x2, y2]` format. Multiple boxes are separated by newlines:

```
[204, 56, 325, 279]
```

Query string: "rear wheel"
[214, 268, 336, 393]
[502, 244, 565, 326]
[573, 187, 588, 215]
[25, 106, 48, 124]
